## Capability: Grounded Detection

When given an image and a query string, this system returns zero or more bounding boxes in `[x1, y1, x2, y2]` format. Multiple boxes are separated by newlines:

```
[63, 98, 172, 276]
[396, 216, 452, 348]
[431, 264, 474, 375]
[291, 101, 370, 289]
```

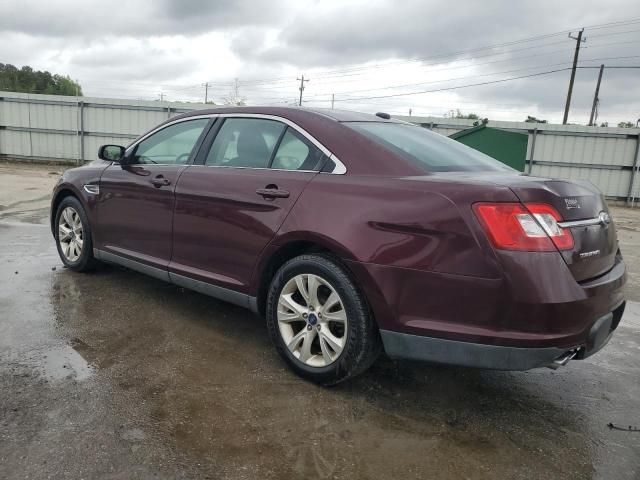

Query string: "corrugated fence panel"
[531, 164, 632, 198]
[28, 101, 78, 131]
[632, 173, 640, 203]
[83, 105, 169, 137]
[30, 131, 78, 159]
[0, 99, 30, 127]
[399, 115, 640, 201]
[0, 129, 30, 155]
[83, 135, 137, 160]
[533, 134, 636, 167]
[0, 91, 205, 163]
[2, 95, 640, 203]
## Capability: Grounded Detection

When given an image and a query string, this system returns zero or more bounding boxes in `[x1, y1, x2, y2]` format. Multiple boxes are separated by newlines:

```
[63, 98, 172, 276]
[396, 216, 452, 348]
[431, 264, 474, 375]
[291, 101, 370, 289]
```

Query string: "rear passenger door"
[170, 116, 328, 294]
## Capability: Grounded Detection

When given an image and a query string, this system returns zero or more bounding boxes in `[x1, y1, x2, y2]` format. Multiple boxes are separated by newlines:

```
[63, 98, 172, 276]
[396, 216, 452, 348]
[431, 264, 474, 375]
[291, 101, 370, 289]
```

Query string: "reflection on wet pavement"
[1, 215, 639, 479]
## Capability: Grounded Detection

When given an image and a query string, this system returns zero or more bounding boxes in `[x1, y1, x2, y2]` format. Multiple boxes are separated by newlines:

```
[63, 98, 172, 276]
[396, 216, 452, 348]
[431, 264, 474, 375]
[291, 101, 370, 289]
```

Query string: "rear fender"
[276, 173, 508, 278]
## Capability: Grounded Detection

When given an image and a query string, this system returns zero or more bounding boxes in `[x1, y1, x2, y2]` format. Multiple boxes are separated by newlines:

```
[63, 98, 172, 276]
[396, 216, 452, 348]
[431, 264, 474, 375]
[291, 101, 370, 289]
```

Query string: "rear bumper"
[381, 301, 624, 370]
[346, 253, 626, 370]
[381, 329, 568, 370]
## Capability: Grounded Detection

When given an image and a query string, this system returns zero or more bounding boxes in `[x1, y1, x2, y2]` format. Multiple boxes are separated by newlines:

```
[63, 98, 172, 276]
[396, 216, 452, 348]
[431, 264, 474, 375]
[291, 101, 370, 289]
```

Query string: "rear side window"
[206, 118, 285, 168]
[271, 128, 327, 171]
[346, 122, 513, 172]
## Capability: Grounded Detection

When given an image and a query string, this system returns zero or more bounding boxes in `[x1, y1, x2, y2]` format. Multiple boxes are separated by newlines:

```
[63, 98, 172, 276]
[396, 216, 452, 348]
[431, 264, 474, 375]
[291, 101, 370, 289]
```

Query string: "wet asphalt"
[1, 173, 640, 479]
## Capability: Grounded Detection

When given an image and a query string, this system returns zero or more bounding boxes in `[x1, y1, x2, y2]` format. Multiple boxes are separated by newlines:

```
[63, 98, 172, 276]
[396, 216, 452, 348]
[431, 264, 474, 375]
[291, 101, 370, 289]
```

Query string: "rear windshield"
[346, 122, 514, 172]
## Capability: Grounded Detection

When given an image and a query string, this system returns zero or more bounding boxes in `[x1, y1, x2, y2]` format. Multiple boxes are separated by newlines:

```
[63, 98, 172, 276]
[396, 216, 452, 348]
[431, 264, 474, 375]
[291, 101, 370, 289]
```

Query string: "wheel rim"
[58, 207, 84, 262]
[277, 273, 348, 368]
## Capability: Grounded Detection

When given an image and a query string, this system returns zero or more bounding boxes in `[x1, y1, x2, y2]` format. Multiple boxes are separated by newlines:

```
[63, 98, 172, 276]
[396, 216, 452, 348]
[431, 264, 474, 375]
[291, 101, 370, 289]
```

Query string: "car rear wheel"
[55, 196, 97, 272]
[266, 254, 381, 385]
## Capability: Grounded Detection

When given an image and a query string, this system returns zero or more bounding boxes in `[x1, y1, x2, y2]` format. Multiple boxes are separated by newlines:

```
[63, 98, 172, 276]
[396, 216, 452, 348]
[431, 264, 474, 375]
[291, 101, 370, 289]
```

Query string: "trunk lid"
[489, 174, 617, 282]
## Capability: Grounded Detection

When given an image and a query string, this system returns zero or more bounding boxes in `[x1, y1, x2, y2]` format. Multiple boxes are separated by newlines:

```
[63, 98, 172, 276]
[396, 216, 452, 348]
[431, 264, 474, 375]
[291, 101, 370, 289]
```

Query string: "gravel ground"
[1, 162, 639, 479]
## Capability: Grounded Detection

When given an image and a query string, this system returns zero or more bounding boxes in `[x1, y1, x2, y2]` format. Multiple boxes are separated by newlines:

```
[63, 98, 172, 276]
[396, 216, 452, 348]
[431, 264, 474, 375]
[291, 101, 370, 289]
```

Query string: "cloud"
[0, 0, 288, 37]
[0, 0, 638, 121]
[249, 0, 583, 67]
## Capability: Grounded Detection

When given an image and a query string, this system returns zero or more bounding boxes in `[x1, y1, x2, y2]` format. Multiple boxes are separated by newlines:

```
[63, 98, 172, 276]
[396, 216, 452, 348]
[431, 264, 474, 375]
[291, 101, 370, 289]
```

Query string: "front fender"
[50, 162, 109, 237]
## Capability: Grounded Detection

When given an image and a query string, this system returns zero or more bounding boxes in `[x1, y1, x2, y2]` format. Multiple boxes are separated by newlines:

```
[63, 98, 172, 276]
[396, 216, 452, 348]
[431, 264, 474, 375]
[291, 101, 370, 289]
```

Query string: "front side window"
[271, 129, 327, 171]
[132, 119, 209, 165]
[345, 122, 513, 172]
[206, 118, 285, 168]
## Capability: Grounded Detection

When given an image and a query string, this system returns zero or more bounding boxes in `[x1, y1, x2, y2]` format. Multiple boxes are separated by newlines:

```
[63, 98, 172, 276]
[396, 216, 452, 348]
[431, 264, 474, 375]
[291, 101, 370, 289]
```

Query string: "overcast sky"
[1, 0, 640, 124]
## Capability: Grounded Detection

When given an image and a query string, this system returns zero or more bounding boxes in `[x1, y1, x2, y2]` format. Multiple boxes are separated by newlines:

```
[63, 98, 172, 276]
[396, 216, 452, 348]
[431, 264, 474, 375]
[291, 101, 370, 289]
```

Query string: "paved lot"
[1, 162, 639, 479]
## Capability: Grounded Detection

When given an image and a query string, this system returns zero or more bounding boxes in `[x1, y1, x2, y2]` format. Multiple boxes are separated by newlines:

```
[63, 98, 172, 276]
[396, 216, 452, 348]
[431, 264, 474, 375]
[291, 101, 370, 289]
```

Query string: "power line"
[305, 55, 640, 98]
[577, 65, 640, 68]
[77, 18, 640, 110]
[588, 28, 640, 39]
[223, 18, 640, 87]
[238, 37, 640, 91]
[285, 18, 640, 81]
[79, 20, 640, 98]
[306, 38, 640, 85]
[330, 68, 571, 102]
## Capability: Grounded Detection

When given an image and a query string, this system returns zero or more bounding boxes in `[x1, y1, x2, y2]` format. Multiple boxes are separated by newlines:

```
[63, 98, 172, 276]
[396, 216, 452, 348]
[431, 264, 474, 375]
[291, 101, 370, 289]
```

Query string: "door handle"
[151, 175, 171, 188]
[256, 187, 290, 199]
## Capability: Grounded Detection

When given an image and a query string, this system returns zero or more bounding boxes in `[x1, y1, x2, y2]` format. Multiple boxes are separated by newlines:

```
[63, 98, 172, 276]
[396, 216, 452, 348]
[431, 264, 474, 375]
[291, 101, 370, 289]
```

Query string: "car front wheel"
[266, 254, 381, 385]
[54, 196, 97, 272]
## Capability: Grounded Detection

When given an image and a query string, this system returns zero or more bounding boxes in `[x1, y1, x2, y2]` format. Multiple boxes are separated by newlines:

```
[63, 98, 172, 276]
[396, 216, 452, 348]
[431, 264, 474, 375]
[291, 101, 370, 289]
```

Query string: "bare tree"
[445, 109, 480, 119]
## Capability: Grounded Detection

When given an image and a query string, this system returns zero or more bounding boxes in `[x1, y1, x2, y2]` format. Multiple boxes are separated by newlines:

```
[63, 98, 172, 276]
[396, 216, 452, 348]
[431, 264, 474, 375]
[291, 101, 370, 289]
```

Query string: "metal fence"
[396, 115, 640, 205]
[0, 91, 209, 165]
[1, 91, 639, 205]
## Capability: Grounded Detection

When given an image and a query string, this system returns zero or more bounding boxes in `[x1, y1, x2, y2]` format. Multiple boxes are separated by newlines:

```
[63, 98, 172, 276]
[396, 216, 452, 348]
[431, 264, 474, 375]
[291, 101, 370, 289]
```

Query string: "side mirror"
[98, 144, 126, 162]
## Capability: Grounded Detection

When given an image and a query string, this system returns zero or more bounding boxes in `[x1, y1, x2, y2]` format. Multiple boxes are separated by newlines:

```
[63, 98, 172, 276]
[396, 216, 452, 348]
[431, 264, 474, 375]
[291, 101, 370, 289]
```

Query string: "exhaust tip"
[548, 348, 580, 370]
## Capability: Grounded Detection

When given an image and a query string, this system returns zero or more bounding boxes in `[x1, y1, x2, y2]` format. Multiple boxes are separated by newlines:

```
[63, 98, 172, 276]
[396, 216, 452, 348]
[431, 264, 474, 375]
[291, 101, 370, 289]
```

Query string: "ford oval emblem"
[599, 211, 611, 225]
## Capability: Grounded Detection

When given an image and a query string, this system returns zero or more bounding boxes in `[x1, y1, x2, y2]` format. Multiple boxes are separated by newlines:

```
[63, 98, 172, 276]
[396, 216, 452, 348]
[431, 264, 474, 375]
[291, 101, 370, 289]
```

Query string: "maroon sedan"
[51, 107, 626, 385]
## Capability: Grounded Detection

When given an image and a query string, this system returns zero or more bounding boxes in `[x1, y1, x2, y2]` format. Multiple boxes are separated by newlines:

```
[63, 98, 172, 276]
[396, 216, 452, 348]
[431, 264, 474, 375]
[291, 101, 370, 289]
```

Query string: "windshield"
[346, 122, 514, 173]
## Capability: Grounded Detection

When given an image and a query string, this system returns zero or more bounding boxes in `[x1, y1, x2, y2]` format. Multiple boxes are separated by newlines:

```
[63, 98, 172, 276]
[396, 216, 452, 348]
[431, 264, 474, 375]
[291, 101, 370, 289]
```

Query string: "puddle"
[41, 344, 94, 381]
[121, 428, 147, 442]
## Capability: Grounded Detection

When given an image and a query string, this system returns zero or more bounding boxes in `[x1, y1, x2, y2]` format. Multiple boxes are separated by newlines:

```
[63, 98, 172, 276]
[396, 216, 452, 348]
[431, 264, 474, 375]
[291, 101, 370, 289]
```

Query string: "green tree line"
[0, 63, 82, 96]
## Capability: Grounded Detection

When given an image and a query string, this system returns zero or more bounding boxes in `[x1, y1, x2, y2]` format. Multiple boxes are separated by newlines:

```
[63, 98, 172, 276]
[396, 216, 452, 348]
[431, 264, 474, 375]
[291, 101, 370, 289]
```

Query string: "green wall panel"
[451, 126, 527, 171]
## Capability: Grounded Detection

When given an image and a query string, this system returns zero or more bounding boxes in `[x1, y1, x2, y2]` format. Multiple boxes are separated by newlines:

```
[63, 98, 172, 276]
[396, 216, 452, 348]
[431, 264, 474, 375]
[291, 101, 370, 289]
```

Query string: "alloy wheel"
[277, 273, 348, 367]
[58, 206, 84, 262]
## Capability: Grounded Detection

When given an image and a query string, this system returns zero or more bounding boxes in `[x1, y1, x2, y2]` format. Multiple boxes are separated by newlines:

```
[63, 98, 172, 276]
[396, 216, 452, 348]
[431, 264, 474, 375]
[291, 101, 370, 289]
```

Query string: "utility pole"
[331, 93, 335, 109]
[159, 92, 165, 101]
[233, 78, 240, 101]
[562, 28, 586, 125]
[409, 108, 412, 117]
[202, 82, 210, 103]
[588, 64, 604, 126]
[297, 75, 309, 106]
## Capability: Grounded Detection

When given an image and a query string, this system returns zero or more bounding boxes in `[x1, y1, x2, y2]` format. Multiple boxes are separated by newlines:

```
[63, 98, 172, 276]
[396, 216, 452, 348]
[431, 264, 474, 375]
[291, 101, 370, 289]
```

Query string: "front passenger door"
[171, 117, 328, 293]
[95, 118, 211, 269]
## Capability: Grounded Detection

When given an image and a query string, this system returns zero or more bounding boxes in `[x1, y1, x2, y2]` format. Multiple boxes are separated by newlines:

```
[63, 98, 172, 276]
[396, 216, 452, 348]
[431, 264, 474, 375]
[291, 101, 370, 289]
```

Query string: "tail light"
[473, 203, 574, 252]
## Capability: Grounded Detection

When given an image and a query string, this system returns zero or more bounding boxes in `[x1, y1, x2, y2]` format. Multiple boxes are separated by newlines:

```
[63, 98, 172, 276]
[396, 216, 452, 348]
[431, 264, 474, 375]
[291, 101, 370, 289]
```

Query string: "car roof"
[165, 105, 421, 177]
[302, 108, 400, 122]
[177, 106, 400, 123]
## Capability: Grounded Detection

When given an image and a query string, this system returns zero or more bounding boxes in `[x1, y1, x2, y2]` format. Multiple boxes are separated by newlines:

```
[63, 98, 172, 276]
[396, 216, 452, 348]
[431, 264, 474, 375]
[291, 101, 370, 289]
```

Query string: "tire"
[266, 253, 381, 385]
[54, 196, 97, 272]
